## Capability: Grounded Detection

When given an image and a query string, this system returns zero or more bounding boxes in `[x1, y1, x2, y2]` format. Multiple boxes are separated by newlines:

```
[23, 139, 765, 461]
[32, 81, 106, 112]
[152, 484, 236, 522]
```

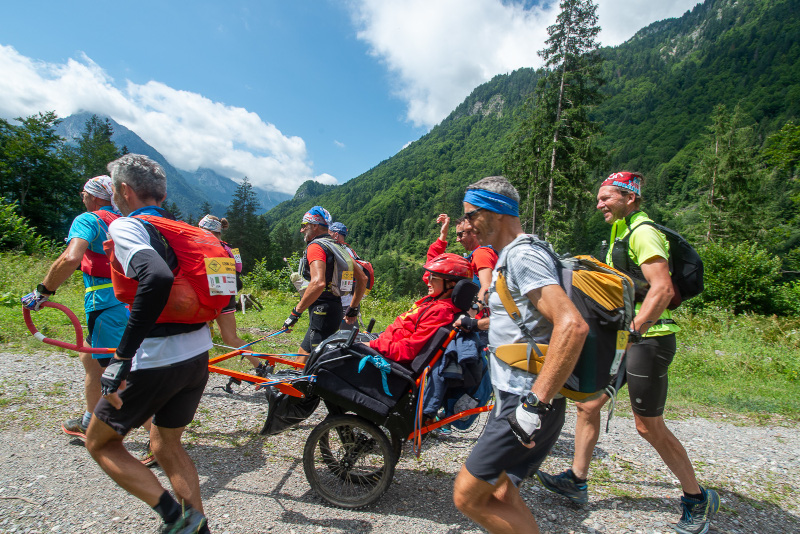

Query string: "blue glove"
[358, 354, 392, 396]
[21, 289, 49, 311]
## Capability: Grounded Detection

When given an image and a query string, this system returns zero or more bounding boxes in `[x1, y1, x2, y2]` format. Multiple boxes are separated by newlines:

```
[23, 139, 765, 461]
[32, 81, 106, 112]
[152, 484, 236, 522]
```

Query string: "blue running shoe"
[674, 487, 720, 534]
[159, 505, 206, 534]
[536, 469, 589, 504]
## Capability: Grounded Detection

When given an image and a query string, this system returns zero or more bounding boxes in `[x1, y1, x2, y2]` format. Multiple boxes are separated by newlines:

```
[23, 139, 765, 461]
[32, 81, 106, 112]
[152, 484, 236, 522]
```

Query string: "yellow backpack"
[494, 237, 634, 402]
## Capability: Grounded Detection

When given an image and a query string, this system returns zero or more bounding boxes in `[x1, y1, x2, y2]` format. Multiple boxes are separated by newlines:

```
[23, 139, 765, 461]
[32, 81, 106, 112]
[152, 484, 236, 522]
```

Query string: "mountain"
[265, 0, 799, 259]
[55, 112, 291, 217]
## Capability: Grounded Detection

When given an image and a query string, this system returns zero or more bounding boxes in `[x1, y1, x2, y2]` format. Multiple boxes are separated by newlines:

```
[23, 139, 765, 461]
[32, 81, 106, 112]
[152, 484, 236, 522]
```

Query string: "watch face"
[526, 392, 539, 406]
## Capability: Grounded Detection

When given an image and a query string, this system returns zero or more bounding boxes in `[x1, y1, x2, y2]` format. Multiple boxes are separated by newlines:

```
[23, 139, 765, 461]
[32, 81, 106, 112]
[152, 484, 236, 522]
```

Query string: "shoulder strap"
[494, 237, 561, 365]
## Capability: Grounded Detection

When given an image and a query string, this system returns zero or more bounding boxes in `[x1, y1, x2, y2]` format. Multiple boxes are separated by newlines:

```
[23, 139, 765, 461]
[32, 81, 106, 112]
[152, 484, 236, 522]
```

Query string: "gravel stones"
[0, 351, 797, 533]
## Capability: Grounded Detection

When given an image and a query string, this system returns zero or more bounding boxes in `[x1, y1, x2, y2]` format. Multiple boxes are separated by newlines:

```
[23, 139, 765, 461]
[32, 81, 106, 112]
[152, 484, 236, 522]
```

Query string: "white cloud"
[349, 0, 702, 129]
[598, 0, 700, 46]
[334, 140, 346, 148]
[0, 44, 334, 194]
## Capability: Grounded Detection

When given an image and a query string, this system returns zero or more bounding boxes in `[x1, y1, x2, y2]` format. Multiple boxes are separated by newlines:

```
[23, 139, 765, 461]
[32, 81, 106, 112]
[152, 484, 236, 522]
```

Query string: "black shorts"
[94, 352, 209, 436]
[625, 334, 676, 417]
[221, 294, 237, 314]
[300, 299, 343, 352]
[465, 390, 566, 487]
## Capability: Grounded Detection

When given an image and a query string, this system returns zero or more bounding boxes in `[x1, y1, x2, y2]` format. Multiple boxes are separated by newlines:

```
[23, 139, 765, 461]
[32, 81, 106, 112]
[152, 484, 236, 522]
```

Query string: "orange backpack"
[104, 214, 236, 324]
[80, 210, 120, 279]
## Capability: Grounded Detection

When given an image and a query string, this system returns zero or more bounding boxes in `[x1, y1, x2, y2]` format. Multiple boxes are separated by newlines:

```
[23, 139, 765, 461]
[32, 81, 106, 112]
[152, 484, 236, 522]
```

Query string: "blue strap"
[358, 354, 392, 396]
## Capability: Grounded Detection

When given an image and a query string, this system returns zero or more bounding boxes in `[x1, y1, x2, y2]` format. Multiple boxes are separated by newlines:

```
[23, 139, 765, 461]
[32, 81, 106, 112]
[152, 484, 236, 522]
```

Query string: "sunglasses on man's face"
[456, 230, 473, 239]
[300, 223, 309, 230]
[464, 207, 485, 222]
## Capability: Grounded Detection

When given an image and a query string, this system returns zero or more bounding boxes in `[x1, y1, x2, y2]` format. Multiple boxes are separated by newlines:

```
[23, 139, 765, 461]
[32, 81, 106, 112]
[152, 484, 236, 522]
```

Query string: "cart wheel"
[303, 414, 395, 509]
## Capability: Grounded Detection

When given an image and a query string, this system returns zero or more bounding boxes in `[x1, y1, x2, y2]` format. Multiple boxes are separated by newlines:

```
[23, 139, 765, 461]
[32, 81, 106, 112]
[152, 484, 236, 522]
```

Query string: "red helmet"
[423, 253, 473, 281]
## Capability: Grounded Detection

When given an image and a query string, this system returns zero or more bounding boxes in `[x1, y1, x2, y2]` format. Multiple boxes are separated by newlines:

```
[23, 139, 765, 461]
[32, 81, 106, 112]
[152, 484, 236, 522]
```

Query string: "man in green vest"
[536, 172, 719, 534]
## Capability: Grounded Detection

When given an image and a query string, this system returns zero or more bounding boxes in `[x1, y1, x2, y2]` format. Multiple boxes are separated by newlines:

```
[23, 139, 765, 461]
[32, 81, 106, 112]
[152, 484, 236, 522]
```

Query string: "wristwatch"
[524, 391, 552, 413]
[36, 283, 55, 296]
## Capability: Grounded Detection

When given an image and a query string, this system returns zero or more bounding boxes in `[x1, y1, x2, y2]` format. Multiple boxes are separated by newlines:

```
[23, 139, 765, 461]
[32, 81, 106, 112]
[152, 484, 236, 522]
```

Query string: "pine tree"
[198, 200, 213, 219]
[695, 104, 764, 244]
[225, 177, 274, 272]
[0, 112, 81, 239]
[75, 115, 121, 179]
[163, 200, 184, 221]
[503, 0, 605, 250]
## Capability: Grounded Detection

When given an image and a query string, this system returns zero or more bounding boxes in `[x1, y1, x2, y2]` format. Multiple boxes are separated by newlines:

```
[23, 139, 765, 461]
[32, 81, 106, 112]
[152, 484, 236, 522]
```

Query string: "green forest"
[2, 0, 800, 314]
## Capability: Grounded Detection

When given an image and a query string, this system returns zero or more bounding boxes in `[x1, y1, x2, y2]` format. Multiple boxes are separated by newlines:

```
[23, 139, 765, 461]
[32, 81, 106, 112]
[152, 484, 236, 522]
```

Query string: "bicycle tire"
[303, 414, 395, 509]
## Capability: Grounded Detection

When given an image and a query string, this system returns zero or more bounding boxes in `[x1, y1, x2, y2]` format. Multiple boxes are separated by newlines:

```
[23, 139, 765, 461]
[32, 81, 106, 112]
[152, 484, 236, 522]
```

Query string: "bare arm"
[476, 267, 493, 306]
[634, 257, 673, 335]
[527, 284, 589, 404]
[41, 238, 89, 291]
[436, 214, 450, 242]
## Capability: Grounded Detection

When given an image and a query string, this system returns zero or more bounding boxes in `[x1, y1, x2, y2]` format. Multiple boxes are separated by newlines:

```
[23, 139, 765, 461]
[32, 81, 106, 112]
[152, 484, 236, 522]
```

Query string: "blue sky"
[0, 0, 700, 195]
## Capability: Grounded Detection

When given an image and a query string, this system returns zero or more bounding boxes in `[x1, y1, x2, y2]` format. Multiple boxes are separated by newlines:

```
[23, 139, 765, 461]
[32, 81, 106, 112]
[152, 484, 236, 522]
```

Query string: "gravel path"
[0, 350, 797, 534]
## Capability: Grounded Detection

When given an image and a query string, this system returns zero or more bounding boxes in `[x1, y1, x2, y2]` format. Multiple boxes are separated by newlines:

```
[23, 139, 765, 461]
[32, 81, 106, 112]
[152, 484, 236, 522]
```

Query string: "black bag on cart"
[260, 370, 319, 436]
[311, 342, 414, 419]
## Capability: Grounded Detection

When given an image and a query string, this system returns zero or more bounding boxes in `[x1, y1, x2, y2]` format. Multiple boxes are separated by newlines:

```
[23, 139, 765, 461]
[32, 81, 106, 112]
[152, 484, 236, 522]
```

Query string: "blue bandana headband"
[463, 189, 519, 217]
[302, 206, 331, 227]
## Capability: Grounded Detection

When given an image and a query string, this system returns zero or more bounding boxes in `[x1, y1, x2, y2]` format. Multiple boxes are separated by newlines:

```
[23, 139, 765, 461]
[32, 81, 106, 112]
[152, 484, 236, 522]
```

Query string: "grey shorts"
[465, 390, 566, 487]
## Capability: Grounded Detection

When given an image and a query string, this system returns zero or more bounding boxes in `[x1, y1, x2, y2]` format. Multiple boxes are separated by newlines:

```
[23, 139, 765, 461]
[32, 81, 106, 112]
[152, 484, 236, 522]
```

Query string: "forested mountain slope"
[266, 0, 798, 263]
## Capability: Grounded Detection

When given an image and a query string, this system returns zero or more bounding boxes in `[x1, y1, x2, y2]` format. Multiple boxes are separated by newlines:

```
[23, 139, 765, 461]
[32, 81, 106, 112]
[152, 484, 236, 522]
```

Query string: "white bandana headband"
[83, 175, 119, 213]
[199, 215, 223, 233]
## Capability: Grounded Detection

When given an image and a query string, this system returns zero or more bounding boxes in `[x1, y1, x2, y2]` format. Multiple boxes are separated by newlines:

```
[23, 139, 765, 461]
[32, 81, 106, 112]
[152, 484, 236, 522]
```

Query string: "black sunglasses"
[464, 207, 485, 222]
[456, 230, 473, 238]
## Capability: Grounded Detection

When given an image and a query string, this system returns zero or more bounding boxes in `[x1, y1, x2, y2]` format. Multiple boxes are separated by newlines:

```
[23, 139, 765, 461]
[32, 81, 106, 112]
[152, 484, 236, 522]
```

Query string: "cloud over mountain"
[0, 44, 337, 194]
[349, 0, 701, 129]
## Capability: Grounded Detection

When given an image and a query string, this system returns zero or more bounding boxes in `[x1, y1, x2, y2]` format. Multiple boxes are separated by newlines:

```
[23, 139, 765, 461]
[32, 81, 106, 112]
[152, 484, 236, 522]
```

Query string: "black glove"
[507, 395, 552, 445]
[459, 317, 480, 332]
[283, 308, 302, 330]
[345, 306, 359, 318]
[101, 358, 132, 397]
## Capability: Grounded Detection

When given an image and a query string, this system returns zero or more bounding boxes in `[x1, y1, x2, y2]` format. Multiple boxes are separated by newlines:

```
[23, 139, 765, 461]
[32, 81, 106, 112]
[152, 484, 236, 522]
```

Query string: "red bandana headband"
[601, 172, 641, 197]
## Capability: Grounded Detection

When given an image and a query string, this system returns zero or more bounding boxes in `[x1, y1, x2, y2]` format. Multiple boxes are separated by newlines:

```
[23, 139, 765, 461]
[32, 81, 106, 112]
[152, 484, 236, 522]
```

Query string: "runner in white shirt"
[85, 154, 211, 534]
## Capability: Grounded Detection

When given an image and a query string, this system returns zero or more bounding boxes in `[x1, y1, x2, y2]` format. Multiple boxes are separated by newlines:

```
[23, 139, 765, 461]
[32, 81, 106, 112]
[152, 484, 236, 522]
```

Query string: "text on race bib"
[340, 269, 354, 293]
[205, 257, 237, 296]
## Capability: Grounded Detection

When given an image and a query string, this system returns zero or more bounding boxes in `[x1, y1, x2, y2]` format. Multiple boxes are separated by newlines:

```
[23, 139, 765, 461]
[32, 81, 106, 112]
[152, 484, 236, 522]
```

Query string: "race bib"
[611, 330, 630, 374]
[230, 248, 242, 265]
[205, 257, 237, 296]
[340, 269, 354, 293]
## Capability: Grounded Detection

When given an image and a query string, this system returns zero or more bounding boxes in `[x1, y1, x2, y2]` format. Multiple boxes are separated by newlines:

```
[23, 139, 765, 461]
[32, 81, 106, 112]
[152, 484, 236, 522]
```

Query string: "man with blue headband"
[452, 176, 589, 534]
[537, 172, 719, 534]
[284, 206, 367, 364]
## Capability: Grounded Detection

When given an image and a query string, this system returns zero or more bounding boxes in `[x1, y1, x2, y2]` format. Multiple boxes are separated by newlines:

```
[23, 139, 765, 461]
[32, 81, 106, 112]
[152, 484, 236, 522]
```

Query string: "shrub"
[691, 241, 783, 314]
[242, 252, 300, 293]
[0, 196, 60, 255]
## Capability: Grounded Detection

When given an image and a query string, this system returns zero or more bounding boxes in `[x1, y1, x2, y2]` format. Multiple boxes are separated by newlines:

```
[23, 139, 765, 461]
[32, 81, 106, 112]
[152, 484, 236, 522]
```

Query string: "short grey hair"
[107, 154, 167, 202]
[466, 175, 520, 203]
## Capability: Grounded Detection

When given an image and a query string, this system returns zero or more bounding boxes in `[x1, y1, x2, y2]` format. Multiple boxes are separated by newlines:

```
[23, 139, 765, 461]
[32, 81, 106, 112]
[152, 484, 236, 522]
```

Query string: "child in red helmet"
[369, 253, 472, 363]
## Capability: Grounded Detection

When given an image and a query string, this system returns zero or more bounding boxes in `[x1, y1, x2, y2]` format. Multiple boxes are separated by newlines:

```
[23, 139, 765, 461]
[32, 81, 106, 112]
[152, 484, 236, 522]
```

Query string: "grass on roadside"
[2, 251, 799, 421]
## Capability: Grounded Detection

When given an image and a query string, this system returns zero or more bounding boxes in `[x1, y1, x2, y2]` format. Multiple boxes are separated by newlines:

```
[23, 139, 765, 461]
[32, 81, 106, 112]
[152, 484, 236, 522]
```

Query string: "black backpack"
[611, 218, 704, 309]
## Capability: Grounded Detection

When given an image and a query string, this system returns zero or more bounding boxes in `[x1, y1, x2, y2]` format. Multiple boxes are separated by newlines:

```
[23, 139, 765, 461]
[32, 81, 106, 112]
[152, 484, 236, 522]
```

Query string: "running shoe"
[159, 505, 207, 534]
[536, 469, 589, 504]
[139, 440, 158, 468]
[674, 487, 720, 534]
[62, 417, 88, 441]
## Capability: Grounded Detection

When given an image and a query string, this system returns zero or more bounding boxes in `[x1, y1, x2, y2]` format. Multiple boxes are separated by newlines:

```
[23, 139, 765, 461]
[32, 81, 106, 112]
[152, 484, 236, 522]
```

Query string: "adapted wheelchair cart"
[210, 280, 493, 508]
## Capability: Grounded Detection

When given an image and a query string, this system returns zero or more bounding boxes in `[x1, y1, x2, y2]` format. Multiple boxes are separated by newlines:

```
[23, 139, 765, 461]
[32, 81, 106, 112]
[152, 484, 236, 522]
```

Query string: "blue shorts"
[86, 303, 128, 359]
